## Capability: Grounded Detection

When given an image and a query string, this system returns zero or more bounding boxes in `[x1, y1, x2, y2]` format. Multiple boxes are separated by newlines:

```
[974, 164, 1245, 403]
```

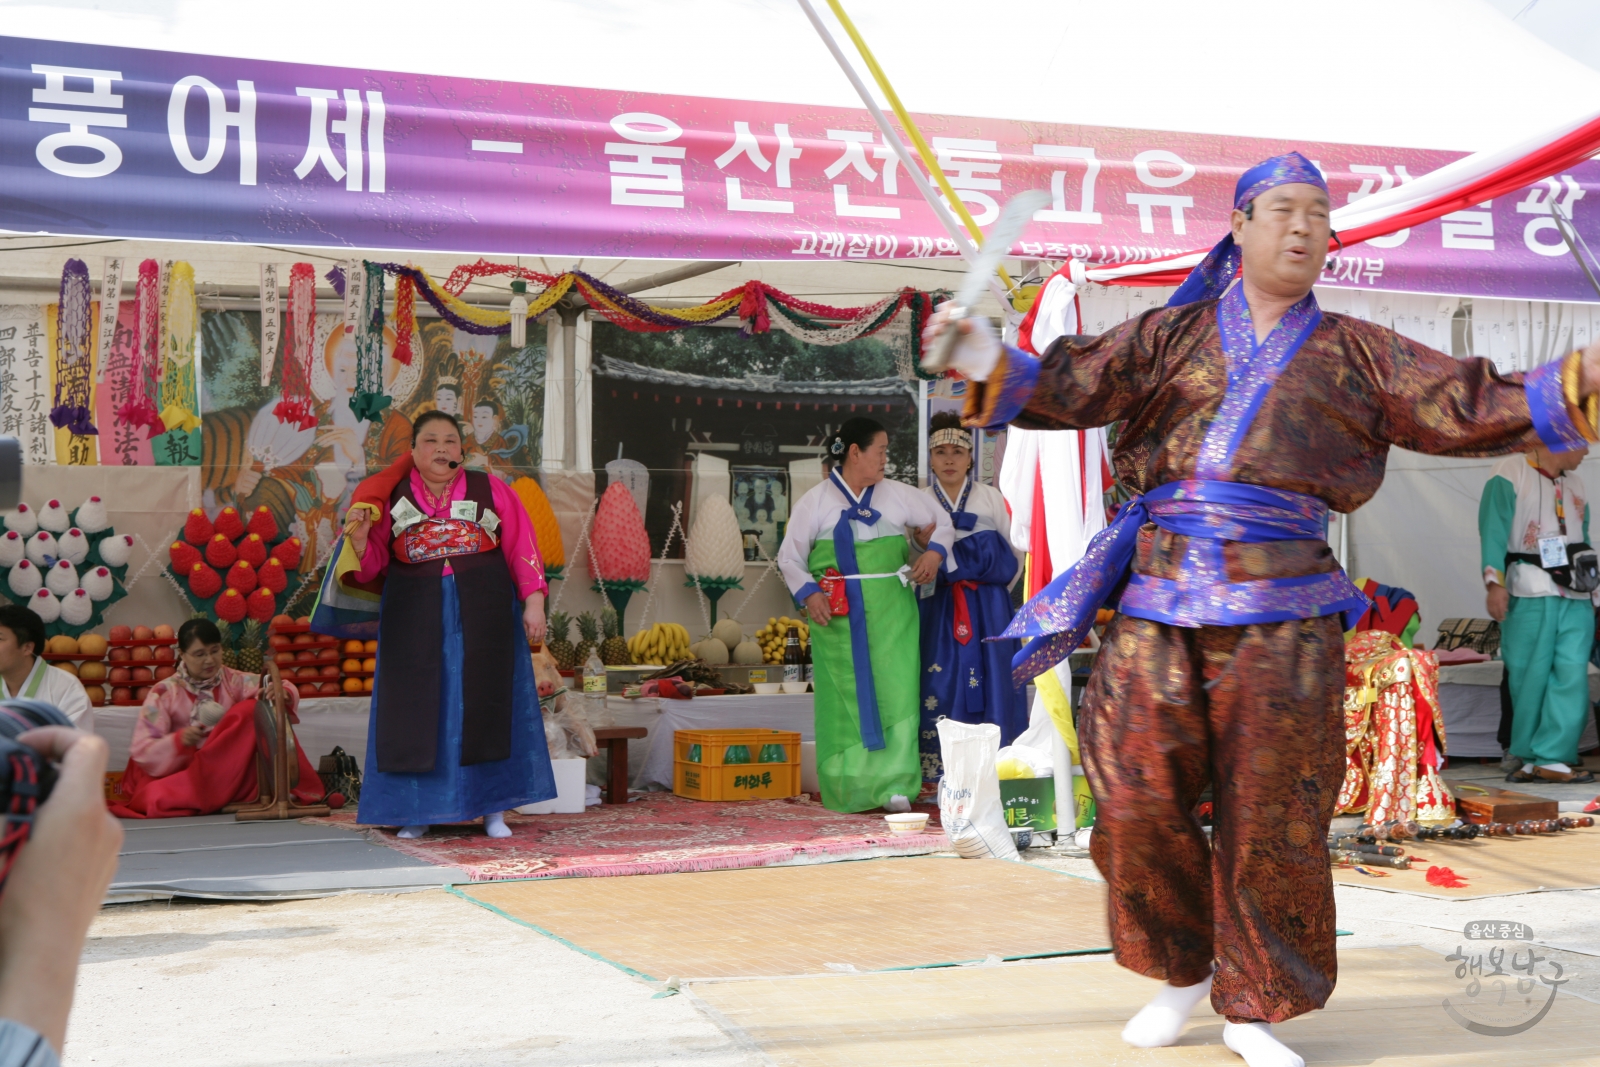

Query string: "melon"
[732, 639, 764, 665]
[711, 619, 744, 651]
[694, 638, 730, 665]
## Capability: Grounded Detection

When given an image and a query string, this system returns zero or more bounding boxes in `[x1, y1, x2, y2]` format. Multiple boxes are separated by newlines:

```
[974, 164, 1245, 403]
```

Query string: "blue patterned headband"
[1168, 152, 1328, 307]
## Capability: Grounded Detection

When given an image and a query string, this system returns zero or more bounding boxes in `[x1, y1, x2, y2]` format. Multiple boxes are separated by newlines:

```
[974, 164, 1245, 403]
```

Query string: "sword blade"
[922, 189, 1051, 373]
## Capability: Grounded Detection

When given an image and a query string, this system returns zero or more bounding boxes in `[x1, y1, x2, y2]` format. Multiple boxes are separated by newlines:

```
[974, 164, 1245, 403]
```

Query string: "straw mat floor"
[1332, 825, 1600, 899]
[693, 945, 1600, 1066]
[458, 855, 1109, 979]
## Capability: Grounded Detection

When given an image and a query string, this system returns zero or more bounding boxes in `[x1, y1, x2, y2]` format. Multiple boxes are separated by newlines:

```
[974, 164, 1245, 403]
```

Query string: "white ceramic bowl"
[752, 682, 782, 695]
[884, 812, 929, 836]
[780, 681, 809, 694]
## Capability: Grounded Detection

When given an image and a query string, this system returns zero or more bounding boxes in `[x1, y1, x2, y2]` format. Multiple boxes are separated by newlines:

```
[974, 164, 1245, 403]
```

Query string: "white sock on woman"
[883, 794, 911, 813]
[1121, 968, 1214, 1047]
[397, 825, 429, 839]
[1223, 1021, 1304, 1067]
[484, 811, 512, 838]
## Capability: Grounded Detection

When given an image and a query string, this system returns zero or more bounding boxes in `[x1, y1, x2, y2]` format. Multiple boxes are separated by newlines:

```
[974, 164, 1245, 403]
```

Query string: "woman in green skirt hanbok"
[778, 418, 953, 813]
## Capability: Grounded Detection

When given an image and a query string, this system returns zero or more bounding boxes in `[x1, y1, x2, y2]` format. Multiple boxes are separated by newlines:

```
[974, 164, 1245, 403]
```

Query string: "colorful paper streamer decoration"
[349, 260, 391, 422]
[393, 270, 417, 366]
[114, 259, 164, 437]
[50, 258, 97, 437]
[274, 263, 318, 430]
[157, 261, 200, 434]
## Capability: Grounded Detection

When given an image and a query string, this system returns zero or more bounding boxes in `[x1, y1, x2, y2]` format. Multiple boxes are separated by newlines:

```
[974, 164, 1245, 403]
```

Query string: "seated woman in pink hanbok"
[110, 619, 321, 818]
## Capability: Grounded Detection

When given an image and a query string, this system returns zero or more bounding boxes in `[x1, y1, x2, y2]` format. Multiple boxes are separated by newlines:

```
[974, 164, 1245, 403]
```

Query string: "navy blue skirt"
[357, 574, 556, 825]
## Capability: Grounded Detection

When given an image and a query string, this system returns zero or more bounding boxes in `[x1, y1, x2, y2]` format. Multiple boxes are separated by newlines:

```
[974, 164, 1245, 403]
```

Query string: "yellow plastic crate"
[673, 728, 802, 801]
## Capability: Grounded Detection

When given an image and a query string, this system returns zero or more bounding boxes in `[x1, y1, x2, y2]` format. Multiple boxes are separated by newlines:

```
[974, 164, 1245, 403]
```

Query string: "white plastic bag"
[937, 719, 1020, 860]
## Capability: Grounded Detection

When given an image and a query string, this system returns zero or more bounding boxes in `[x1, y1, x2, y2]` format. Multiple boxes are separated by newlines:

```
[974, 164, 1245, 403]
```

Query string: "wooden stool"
[593, 726, 647, 805]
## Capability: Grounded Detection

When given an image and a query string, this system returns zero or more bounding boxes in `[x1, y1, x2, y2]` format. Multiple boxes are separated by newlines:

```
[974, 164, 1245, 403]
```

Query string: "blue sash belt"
[999, 480, 1368, 685]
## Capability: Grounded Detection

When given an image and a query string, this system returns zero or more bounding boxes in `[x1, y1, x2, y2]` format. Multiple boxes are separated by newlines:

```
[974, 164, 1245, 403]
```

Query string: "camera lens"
[0, 699, 73, 740]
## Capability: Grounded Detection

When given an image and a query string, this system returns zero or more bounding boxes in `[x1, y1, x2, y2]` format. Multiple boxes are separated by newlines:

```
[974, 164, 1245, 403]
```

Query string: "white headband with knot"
[929, 426, 972, 451]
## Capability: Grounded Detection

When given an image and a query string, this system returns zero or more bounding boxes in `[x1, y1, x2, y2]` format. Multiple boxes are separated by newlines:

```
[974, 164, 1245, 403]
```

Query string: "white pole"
[794, 0, 1015, 316]
[917, 378, 929, 487]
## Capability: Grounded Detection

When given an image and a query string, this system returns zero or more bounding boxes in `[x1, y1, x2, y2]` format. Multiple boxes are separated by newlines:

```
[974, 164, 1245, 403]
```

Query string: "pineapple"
[236, 619, 265, 675]
[217, 621, 237, 669]
[574, 611, 600, 666]
[599, 607, 629, 666]
[546, 609, 577, 669]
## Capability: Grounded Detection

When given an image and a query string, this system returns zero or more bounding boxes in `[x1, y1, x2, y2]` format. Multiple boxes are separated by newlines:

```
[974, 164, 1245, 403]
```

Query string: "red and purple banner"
[2, 34, 1597, 302]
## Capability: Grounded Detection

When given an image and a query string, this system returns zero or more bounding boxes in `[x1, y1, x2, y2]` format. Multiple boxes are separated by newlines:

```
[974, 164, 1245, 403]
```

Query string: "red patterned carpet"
[307, 793, 948, 881]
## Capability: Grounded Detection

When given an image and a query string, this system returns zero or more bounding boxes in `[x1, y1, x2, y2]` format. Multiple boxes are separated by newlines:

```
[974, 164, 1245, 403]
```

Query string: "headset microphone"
[448, 460, 460, 469]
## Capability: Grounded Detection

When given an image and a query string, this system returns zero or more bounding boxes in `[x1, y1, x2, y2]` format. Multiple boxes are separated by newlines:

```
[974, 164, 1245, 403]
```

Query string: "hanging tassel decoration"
[274, 263, 318, 430]
[50, 258, 98, 436]
[393, 271, 417, 365]
[509, 279, 529, 348]
[115, 259, 165, 437]
[157, 262, 201, 434]
[349, 261, 392, 422]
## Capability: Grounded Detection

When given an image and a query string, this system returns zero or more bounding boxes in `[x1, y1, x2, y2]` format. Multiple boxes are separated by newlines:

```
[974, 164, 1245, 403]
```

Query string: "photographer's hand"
[0, 728, 122, 1054]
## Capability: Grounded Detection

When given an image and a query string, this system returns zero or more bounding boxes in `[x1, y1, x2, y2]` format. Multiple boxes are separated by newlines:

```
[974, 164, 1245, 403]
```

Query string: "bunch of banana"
[628, 622, 692, 665]
[755, 615, 810, 664]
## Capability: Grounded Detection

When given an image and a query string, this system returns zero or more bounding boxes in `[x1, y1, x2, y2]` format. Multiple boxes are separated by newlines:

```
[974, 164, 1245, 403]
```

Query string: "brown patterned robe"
[964, 298, 1574, 1023]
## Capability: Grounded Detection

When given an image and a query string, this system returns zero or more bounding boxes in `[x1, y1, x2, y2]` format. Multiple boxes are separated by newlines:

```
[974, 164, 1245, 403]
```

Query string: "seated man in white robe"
[0, 604, 93, 731]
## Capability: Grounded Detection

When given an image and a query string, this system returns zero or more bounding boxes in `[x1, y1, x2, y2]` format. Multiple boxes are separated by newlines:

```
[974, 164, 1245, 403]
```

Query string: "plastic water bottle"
[581, 647, 612, 727]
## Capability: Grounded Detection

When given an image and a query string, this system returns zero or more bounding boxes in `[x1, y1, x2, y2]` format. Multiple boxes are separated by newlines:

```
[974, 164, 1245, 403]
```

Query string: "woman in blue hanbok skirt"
[917, 412, 1026, 783]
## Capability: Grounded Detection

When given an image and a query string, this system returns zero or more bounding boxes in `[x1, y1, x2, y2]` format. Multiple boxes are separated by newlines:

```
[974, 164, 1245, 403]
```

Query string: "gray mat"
[110, 815, 463, 902]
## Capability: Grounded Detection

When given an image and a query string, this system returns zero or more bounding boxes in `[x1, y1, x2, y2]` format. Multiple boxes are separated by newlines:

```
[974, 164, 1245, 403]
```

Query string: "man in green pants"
[1480, 445, 1597, 784]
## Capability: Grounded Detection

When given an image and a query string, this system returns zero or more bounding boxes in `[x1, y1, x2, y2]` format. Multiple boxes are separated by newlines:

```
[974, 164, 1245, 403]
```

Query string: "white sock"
[397, 824, 429, 839]
[1223, 1021, 1304, 1067]
[883, 794, 911, 813]
[1536, 761, 1573, 774]
[1121, 968, 1214, 1048]
[484, 812, 512, 838]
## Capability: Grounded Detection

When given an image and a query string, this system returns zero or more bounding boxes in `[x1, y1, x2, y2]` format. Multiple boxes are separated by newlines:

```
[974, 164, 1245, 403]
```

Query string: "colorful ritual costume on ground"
[1480, 452, 1597, 766]
[961, 153, 1595, 1025]
[916, 477, 1024, 781]
[1337, 630, 1453, 825]
[778, 473, 953, 812]
[111, 665, 320, 818]
[351, 463, 555, 826]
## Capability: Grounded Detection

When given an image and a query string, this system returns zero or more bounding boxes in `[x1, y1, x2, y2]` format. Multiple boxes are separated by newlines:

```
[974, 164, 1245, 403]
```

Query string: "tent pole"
[560, 304, 580, 470]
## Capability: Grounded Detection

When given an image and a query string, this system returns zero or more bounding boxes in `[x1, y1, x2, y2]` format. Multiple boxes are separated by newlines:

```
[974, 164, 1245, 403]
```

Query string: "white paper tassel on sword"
[96, 258, 123, 383]
[259, 263, 280, 386]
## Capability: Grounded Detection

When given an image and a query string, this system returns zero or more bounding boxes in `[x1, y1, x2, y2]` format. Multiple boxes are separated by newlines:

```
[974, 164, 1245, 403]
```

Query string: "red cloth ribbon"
[951, 579, 979, 645]
[1426, 865, 1469, 888]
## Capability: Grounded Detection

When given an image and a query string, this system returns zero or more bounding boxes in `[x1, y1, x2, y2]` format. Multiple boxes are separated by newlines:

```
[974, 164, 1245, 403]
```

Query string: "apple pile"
[105, 624, 177, 705]
[167, 505, 302, 624]
[268, 613, 349, 698]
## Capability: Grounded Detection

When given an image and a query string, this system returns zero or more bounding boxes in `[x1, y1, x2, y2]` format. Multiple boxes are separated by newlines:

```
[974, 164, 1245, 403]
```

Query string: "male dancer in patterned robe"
[925, 154, 1600, 1067]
